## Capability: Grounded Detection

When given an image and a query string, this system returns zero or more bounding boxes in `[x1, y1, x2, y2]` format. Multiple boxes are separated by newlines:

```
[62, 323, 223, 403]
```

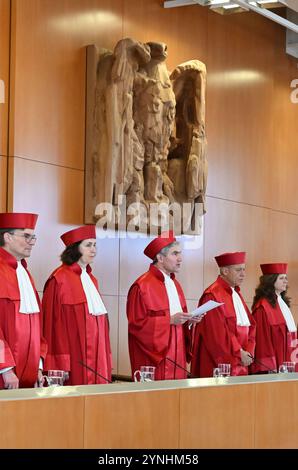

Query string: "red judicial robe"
[191, 276, 256, 378]
[42, 263, 112, 385]
[0, 247, 47, 389]
[250, 298, 298, 373]
[127, 264, 191, 380]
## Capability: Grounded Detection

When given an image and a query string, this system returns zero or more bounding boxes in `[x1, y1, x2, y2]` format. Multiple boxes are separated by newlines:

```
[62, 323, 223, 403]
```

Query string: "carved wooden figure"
[85, 38, 207, 234]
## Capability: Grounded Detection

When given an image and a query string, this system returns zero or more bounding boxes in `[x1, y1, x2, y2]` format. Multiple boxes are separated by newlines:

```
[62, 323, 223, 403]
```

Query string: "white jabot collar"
[80, 268, 107, 316]
[231, 287, 250, 327]
[160, 270, 182, 317]
[277, 295, 297, 333]
[16, 262, 40, 314]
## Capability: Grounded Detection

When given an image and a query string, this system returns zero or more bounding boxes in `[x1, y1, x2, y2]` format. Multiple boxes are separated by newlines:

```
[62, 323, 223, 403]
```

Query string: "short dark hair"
[152, 241, 179, 265]
[0, 228, 16, 247]
[60, 241, 81, 265]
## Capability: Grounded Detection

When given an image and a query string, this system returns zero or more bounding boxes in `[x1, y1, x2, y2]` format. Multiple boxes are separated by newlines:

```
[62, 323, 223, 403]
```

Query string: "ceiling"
[164, 0, 298, 33]
[164, 0, 298, 57]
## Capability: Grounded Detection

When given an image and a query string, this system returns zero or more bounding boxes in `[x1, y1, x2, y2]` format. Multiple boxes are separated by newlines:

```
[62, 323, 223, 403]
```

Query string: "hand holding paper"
[191, 300, 224, 318]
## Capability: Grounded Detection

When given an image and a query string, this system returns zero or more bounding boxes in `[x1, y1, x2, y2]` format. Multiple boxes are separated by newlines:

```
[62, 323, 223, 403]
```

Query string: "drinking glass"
[213, 363, 231, 378]
[134, 366, 156, 382]
[43, 370, 68, 386]
[279, 362, 295, 373]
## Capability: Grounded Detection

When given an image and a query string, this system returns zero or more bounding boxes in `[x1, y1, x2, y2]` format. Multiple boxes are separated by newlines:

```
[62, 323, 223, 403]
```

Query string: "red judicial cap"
[61, 225, 96, 246]
[0, 212, 38, 229]
[144, 230, 176, 260]
[260, 263, 288, 275]
[215, 251, 246, 267]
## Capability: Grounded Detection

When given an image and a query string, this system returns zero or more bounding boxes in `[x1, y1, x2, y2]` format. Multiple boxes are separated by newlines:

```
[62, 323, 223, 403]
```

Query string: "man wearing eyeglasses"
[0, 212, 47, 389]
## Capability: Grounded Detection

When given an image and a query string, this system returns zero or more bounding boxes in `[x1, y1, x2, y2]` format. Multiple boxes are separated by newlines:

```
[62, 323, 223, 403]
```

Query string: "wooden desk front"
[0, 374, 297, 448]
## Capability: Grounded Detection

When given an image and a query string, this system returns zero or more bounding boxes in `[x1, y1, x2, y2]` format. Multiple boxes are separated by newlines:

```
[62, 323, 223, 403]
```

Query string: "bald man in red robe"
[127, 231, 201, 381]
[0, 212, 47, 389]
[191, 252, 256, 378]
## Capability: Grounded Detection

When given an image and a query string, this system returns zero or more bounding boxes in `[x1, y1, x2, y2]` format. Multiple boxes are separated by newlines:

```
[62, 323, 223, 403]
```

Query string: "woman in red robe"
[251, 263, 297, 374]
[42, 225, 112, 385]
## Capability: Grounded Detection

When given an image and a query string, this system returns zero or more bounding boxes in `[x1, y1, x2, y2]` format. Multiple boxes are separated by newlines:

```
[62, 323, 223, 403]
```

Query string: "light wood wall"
[0, 0, 10, 211]
[4, 0, 298, 375]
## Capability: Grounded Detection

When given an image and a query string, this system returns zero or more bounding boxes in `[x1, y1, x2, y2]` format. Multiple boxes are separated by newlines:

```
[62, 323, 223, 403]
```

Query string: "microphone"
[79, 360, 113, 383]
[247, 353, 277, 374]
[166, 357, 192, 378]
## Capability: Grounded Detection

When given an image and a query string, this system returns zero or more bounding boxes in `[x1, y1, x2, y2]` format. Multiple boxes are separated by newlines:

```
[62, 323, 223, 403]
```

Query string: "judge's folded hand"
[170, 312, 192, 325]
[3, 369, 19, 389]
[240, 349, 253, 366]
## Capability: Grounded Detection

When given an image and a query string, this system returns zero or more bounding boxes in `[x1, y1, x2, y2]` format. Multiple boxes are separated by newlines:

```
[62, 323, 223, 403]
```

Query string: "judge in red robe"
[250, 263, 297, 374]
[42, 225, 112, 385]
[127, 231, 202, 381]
[0, 212, 47, 389]
[191, 252, 256, 378]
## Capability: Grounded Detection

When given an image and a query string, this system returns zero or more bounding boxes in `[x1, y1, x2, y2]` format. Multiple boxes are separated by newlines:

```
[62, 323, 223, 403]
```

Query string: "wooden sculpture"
[85, 38, 207, 234]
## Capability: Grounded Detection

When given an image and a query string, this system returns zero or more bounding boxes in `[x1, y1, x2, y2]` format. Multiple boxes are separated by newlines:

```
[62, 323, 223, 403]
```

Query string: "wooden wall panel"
[123, 0, 208, 70]
[204, 196, 298, 305]
[255, 381, 298, 448]
[91, 232, 120, 296]
[177, 234, 204, 301]
[0, 396, 84, 448]
[206, 11, 275, 208]
[0, 0, 10, 211]
[290, 305, 298, 329]
[84, 390, 180, 448]
[180, 385, 255, 448]
[8, 157, 84, 290]
[0, 0, 10, 159]
[271, 50, 298, 215]
[10, 0, 123, 167]
[0, 156, 7, 211]
[9, 157, 84, 222]
[206, 11, 298, 214]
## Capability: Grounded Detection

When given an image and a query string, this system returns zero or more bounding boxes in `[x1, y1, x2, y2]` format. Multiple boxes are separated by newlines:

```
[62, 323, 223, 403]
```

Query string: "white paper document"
[191, 300, 224, 317]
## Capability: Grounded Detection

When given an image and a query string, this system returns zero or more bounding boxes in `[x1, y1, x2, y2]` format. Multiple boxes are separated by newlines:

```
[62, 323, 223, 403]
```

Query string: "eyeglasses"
[11, 232, 37, 243]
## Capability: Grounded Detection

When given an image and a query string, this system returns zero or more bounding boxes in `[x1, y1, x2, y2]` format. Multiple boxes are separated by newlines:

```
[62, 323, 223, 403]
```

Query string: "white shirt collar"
[16, 262, 40, 314]
[231, 287, 250, 327]
[80, 268, 107, 316]
[160, 269, 182, 316]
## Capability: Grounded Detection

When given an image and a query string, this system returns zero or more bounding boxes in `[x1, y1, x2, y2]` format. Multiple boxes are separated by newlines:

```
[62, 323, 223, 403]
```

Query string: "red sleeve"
[127, 284, 170, 366]
[245, 312, 256, 357]
[250, 305, 276, 373]
[197, 292, 242, 366]
[42, 277, 71, 371]
[0, 299, 16, 369]
[37, 297, 47, 362]
[183, 322, 192, 364]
